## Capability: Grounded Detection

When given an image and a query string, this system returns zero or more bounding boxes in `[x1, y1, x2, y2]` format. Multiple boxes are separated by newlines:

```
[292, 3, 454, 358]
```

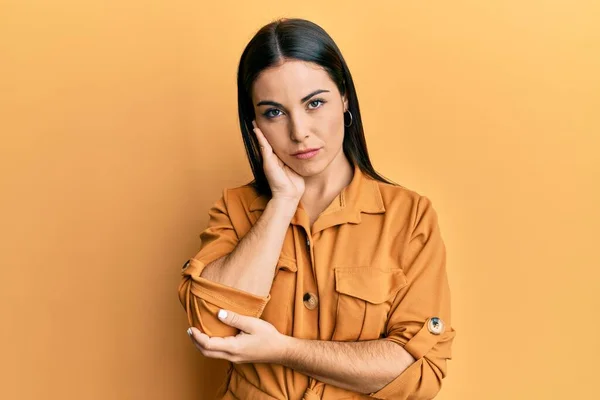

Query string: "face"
[251, 60, 348, 176]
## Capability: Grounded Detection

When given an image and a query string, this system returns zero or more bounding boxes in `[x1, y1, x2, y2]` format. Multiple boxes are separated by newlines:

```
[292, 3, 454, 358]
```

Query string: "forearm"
[200, 197, 297, 297]
[281, 337, 416, 394]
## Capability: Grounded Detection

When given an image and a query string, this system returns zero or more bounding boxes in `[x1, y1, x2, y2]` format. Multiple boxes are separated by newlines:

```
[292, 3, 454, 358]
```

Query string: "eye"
[263, 108, 283, 119]
[307, 99, 326, 109]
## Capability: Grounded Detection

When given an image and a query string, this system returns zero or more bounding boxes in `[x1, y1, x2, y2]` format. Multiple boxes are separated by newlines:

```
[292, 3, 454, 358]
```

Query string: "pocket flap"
[276, 254, 298, 273]
[334, 267, 408, 304]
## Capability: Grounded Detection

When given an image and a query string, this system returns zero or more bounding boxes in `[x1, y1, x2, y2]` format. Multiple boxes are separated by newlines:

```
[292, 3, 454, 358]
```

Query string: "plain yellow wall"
[1, 1, 598, 399]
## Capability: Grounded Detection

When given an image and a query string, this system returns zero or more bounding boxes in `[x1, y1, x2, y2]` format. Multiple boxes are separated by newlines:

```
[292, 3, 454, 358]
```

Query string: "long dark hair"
[237, 18, 396, 197]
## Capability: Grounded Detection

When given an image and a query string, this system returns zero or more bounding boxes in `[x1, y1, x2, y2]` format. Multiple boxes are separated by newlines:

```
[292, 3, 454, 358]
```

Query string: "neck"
[302, 153, 354, 204]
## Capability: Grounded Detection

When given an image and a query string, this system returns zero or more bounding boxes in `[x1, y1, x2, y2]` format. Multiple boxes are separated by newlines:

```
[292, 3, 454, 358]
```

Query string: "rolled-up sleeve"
[177, 189, 270, 337]
[370, 196, 456, 399]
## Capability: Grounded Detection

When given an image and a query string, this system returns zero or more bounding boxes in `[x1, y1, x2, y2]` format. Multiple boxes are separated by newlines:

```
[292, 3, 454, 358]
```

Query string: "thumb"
[218, 309, 254, 333]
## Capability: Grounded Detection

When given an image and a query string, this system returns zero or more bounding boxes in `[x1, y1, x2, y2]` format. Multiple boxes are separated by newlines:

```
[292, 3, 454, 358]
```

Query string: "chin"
[288, 157, 329, 177]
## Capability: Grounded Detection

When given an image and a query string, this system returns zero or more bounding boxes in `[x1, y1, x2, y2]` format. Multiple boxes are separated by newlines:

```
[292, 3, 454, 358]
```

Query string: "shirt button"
[303, 292, 318, 310]
[306, 238, 311, 248]
[427, 317, 445, 335]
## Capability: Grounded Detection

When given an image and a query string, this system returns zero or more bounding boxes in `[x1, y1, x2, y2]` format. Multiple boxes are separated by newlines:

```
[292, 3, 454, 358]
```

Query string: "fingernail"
[218, 309, 228, 319]
[187, 327, 193, 336]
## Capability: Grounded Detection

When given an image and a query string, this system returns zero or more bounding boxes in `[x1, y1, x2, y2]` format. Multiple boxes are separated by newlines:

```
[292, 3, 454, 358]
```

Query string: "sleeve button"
[427, 317, 445, 335]
[181, 259, 191, 270]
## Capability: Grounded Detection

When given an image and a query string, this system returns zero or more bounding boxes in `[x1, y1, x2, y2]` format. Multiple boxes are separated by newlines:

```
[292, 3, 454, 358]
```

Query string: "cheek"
[323, 111, 345, 145]
[262, 128, 288, 155]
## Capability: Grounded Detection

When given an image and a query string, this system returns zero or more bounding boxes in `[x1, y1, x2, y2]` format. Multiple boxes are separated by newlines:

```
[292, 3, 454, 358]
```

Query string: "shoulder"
[375, 179, 428, 209]
[374, 179, 438, 227]
[217, 180, 263, 213]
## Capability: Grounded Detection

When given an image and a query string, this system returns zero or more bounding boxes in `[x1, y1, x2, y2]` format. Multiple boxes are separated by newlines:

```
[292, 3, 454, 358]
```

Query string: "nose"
[289, 114, 310, 142]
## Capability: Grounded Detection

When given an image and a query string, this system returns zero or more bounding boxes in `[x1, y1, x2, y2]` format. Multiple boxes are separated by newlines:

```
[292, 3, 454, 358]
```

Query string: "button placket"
[305, 236, 315, 273]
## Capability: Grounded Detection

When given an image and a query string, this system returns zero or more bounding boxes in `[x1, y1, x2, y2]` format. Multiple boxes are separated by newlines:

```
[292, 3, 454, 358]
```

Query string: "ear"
[343, 94, 349, 112]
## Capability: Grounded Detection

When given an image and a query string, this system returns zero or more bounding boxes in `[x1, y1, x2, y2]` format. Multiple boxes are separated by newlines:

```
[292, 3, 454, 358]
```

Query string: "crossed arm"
[180, 193, 454, 399]
[186, 309, 416, 394]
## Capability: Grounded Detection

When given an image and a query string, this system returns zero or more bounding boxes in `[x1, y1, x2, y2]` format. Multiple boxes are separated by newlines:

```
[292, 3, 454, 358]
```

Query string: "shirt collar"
[249, 162, 386, 233]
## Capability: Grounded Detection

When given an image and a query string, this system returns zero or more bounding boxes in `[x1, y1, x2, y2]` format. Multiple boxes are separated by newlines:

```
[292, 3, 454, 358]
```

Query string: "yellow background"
[1, 1, 598, 399]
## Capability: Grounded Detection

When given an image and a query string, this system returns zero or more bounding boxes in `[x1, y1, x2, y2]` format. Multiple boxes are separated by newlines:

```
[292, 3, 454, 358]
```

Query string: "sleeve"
[177, 189, 271, 337]
[370, 196, 456, 399]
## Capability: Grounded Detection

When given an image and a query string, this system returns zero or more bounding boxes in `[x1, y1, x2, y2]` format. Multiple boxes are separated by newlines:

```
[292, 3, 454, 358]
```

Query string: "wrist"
[268, 196, 300, 217]
[277, 334, 298, 366]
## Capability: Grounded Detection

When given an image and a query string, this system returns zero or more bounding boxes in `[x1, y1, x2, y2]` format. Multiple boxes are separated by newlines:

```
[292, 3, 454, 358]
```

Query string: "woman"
[178, 18, 455, 400]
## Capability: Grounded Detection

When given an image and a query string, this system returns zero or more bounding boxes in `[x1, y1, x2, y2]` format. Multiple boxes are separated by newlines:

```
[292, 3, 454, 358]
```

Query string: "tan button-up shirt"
[178, 163, 456, 399]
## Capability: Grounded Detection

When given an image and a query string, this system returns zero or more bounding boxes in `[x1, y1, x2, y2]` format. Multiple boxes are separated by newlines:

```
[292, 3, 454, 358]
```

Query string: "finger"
[192, 337, 232, 360]
[218, 309, 256, 333]
[251, 121, 272, 153]
[188, 327, 235, 353]
[253, 126, 267, 150]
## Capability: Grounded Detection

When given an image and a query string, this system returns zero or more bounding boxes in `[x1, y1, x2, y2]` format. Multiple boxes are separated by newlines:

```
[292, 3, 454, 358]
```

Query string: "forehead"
[252, 60, 336, 101]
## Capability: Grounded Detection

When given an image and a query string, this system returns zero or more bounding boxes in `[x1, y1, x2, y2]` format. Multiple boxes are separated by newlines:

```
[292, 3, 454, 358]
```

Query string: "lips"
[292, 148, 320, 156]
[293, 148, 321, 160]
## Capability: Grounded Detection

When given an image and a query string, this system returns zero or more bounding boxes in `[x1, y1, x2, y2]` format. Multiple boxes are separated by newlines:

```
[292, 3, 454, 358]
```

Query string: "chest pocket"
[331, 266, 408, 342]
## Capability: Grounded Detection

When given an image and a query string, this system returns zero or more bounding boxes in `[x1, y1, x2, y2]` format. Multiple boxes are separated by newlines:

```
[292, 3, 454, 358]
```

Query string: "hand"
[187, 309, 291, 364]
[252, 120, 305, 202]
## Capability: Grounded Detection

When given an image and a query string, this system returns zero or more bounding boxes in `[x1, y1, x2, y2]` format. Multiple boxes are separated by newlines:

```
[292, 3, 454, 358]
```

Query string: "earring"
[344, 110, 353, 127]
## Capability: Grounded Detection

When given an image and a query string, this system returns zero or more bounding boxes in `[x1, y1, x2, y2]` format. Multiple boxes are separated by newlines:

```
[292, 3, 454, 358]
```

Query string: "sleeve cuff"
[183, 257, 271, 317]
[403, 317, 446, 360]
[369, 317, 455, 398]
[369, 358, 424, 399]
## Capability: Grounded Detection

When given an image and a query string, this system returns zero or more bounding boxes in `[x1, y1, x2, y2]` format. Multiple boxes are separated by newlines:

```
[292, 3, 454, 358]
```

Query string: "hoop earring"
[344, 110, 353, 127]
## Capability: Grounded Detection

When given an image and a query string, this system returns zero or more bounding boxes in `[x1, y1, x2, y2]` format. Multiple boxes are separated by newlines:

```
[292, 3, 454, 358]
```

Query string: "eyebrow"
[256, 89, 330, 107]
